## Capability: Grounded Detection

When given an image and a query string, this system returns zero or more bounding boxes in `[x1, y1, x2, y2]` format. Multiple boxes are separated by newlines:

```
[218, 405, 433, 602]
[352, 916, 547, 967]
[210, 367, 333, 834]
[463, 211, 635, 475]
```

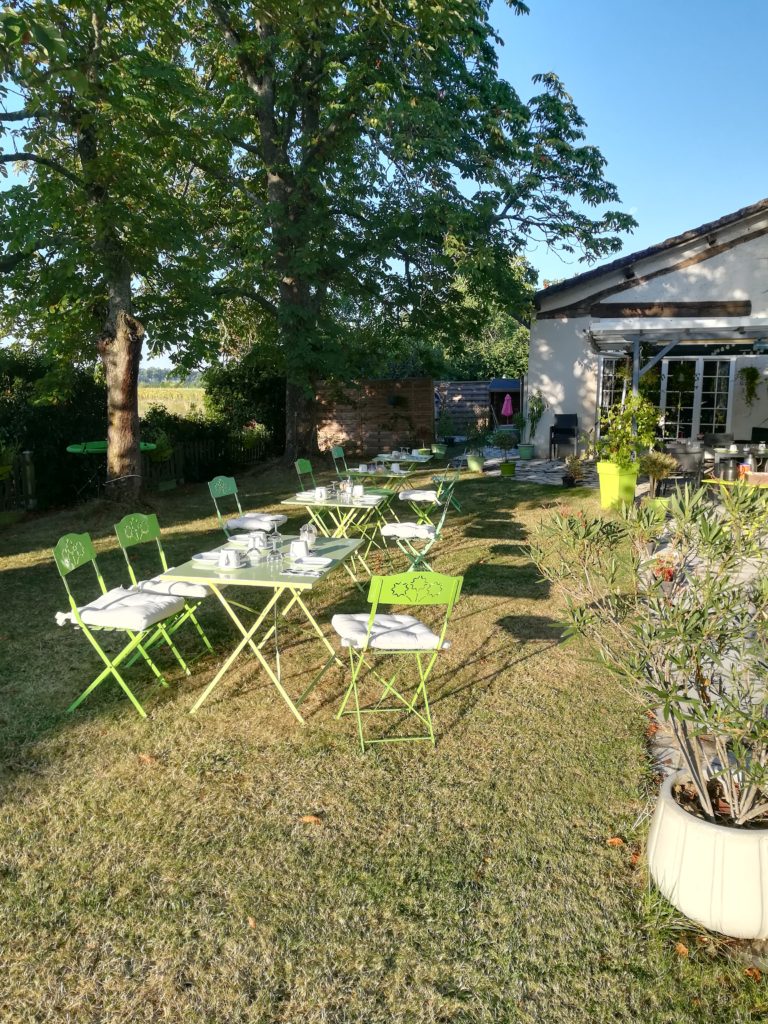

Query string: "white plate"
[191, 551, 221, 565]
[292, 556, 332, 569]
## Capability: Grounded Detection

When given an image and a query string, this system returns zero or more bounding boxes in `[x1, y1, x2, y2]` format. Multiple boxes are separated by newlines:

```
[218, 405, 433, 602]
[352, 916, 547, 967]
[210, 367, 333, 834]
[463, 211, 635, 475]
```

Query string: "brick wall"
[316, 378, 434, 455]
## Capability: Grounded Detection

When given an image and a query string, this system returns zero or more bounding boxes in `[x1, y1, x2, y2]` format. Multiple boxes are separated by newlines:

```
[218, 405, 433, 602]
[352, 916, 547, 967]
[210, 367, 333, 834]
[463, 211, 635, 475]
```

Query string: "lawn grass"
[0, 465, 765, 1022]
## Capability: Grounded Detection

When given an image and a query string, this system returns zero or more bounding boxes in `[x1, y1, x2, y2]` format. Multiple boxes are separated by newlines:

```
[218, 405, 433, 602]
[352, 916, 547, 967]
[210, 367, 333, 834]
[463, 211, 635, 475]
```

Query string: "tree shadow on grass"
[460, 561, 550, 601]
[497, 613, 566, 643]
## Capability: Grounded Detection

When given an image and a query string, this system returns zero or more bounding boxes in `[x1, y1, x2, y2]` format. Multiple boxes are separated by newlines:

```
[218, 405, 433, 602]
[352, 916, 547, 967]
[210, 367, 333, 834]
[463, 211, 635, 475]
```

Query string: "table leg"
[189, 584, 305, 722]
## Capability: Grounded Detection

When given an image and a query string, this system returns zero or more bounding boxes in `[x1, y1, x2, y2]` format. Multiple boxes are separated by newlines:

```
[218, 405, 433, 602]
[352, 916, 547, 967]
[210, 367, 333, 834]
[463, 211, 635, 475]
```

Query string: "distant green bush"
[203, 360, 285, 450]
[0, 346, 106, 507]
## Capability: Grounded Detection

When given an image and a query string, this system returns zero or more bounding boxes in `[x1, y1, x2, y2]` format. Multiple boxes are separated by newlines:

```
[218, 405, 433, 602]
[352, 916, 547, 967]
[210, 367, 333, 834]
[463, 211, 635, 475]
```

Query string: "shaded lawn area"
[0, 466, 764, 1023]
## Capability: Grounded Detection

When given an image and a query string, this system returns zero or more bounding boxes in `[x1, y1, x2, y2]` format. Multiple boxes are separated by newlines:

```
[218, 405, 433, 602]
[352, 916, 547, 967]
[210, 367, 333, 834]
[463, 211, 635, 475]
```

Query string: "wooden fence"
[0, 452, 35, 513]
[435, 381, 492, 436]
[0, 435, 273, 512]
[316, 377, 434, 455]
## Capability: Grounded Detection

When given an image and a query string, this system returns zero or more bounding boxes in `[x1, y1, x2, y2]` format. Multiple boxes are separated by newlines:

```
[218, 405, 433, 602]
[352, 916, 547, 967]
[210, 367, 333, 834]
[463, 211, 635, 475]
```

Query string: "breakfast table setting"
[160, 529, 361, 721]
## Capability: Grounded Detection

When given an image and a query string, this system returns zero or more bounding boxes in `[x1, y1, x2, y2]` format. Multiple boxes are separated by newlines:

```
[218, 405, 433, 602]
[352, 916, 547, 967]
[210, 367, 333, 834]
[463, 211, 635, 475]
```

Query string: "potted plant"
[434, 410, 456, 452]
[595, 394, 659, 509]
[515, 389, 547, 461]
[638, 450, 679, 506]
[562, 454, 583, 487]
[489, 429, 517, 477]
[738, 365, 762, 408]
[465, 422, 488, 472]
[531, 485, 768, 939]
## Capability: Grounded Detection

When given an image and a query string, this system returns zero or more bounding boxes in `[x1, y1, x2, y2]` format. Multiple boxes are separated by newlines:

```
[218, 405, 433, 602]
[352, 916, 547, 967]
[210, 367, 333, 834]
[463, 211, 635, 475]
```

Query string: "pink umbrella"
[501, 393, 513, 422]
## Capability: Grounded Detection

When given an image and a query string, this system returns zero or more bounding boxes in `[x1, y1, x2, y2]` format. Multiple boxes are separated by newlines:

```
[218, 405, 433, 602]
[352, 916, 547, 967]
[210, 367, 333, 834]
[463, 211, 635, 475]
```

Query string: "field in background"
[138, 385, 205, 418]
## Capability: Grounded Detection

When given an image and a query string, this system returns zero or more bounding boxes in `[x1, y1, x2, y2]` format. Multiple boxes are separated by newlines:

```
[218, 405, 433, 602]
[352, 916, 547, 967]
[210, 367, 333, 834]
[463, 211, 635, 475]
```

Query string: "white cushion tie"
[56, 586, 185, 632]
[331, 612, 449, 651]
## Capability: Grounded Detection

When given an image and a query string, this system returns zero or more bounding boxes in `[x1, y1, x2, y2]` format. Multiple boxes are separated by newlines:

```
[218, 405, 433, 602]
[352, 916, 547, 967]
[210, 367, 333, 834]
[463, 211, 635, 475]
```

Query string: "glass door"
[661, 360, 697, 439]
[698, 359, 731, 436]
[659, 357, 733, 440]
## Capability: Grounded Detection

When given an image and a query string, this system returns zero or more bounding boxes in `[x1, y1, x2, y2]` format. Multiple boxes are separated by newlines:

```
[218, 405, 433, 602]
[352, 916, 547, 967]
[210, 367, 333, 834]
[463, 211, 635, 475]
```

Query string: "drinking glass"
[267, 549, 284, 577]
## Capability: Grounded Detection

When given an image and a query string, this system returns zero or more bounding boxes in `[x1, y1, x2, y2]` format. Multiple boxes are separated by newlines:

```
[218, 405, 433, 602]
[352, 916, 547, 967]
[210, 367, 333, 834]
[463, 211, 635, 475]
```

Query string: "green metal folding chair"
[333, 571, 463, 751]
[331, 444, 398, 512]
[114, 512, 214, 661]
[330, 445, 349, 478]
[397, 477, 457, 525]
[208, 475, 287, 537]
[432, 466, 462, 511]
[53, 532, 189, 718]
[294, 458, 317, 491]
[380, 498, 450, 571]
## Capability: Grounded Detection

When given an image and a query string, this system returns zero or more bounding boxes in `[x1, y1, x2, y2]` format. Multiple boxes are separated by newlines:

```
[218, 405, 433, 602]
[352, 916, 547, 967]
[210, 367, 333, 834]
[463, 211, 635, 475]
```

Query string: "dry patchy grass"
[0, 467, 764, 1022]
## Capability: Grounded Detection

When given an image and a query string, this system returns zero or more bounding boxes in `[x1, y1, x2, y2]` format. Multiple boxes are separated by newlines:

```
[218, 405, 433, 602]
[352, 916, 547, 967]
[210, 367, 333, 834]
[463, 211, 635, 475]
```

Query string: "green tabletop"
[281, 493, 385, 511]
[161, 535, 361, 591]
[702, 477, 768, 489]
[66, 440, 157, 454]
[374, 452, 433, 464]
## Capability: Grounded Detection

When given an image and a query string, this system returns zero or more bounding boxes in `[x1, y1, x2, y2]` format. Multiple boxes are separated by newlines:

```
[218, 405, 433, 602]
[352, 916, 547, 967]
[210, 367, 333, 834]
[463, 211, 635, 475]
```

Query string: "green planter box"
[597, 461, 638, 509]
[467, 455, 485, 472]
[517, 444, 534, 461]
[500, 462, 516, 477]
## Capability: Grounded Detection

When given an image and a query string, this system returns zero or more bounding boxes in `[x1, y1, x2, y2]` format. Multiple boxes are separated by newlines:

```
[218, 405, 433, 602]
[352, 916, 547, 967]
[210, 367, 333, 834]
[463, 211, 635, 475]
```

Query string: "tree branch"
[0, 151, 83, 186]
[211, 284, 278, 316]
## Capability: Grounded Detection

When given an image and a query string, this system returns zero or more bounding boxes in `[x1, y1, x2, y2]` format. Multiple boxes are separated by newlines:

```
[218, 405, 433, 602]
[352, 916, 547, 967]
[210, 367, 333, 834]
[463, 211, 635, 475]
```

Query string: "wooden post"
[21, 450, 36, 510]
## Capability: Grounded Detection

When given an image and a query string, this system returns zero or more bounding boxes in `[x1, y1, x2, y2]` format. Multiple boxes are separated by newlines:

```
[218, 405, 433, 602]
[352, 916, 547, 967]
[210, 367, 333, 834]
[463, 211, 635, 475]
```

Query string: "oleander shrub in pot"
[530, 484, 768, 938]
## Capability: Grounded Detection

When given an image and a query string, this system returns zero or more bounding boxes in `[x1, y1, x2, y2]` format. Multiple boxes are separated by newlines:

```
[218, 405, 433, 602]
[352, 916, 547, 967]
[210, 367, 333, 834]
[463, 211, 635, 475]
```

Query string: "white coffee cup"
[314, 486, 327, 501]
[730, 443, 738, 452]
[290, 540, 309, 561]
[392, 462, 400, 473]
[218, 549, 237, 568]
[249, 532, 267, 550]
[358, 463, 367, 473]
[353, 484, 364, 498]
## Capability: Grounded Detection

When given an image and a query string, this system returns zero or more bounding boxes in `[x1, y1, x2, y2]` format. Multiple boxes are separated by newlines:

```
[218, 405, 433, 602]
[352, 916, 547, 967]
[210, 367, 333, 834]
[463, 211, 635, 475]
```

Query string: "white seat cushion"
[381, 522, 436, 540]
[331, 612, 449, 651]
[61, 586, 185, 632]
[226, 513, 288, 532]
[136, 574, 212, 601]
[399, 489, 439, 503]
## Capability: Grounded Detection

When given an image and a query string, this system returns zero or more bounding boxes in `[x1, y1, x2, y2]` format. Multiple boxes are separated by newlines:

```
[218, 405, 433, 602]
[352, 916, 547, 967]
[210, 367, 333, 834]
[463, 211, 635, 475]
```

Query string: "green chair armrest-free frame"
[53, 532, 190, 718]
[114, 512, 214, 663]
[333, 571, 463, 751]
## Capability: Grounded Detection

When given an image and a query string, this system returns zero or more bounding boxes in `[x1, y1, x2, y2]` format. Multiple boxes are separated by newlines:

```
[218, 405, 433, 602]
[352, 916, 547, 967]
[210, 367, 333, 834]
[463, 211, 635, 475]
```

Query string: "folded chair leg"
[186, 605, 214, 652]
[336, 648, 361, 719]
[69, 629, 149, 717]
[155, 623, 190, 676]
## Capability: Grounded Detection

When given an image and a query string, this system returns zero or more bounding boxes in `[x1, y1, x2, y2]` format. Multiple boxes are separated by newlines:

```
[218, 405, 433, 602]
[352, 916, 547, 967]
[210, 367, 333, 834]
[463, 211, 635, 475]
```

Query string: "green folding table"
[280, 492, 387, 577]
[161, 535, 361, 722]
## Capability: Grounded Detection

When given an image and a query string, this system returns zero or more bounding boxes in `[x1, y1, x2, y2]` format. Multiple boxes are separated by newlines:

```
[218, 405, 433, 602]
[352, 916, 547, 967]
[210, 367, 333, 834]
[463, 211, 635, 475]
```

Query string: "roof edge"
[535, 197, 768, 306]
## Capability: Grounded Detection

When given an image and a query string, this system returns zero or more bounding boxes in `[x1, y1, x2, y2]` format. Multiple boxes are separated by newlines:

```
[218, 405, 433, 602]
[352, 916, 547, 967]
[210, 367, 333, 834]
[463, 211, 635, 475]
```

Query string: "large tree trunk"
[284, 378, 318, 459]
[97, 271, 144, 502]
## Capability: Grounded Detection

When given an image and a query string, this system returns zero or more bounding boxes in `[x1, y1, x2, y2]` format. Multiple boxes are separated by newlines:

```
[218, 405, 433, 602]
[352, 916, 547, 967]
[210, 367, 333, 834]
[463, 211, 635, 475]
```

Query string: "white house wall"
[526, 316, 596, 454]
[731, 357, 768, 439]
[529, 209, 768, 455]
[611, 232, 768, 315]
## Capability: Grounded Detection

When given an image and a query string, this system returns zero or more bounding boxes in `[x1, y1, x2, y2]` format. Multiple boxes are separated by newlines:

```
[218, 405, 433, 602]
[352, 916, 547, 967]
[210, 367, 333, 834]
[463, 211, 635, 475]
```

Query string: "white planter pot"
[647, 770, 768, 939]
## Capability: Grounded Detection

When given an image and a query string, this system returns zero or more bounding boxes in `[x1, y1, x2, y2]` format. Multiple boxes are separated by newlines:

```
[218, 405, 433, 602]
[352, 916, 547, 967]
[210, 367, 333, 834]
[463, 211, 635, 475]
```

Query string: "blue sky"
[491, 0, 768, 286]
